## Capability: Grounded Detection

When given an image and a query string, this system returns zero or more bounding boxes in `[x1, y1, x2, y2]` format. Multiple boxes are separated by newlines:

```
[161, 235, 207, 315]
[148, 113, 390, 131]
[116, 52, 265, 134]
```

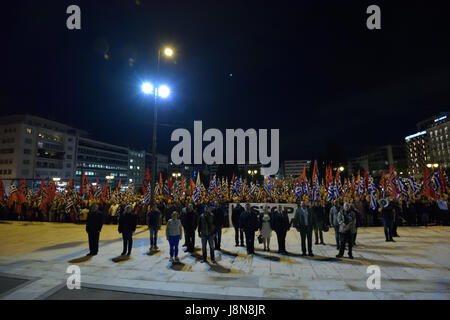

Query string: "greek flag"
[336, 178, 343, 197]
[193, 175, 201, 203]
[94, 186, 102, 198]
[264, 178, 271, 196]
[410, 175, 419, 194]
[312, 175, 320, 202]
[9, 184, 17, 196]
[295, 181, 301, 199]
[327, 181, 335, 201]
[368, 176, 377, 210]
[208, 175, 216, 195]
[143, 185, 151, 203]
[432, 172, 442, 192]
[359, 177, 365, 196]
[398, 178, 409, 201]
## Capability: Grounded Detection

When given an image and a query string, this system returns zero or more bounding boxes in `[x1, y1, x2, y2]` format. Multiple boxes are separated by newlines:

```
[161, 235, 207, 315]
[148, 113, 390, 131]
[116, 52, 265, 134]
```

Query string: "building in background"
[0, 114, 85, 189]
[0, 114, 168, 191]
[75, 137, 131, 188]
[346, 145, 407, 178]
[405, 112, 450, 177]
[405, 131, 428, 176]
[281, 160, 311, 178]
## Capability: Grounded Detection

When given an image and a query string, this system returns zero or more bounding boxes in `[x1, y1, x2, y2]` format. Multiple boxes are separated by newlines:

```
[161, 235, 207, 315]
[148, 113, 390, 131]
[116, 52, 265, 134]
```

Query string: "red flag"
[18, 179, 26, 204]
[117, 178, 122, 191]
[68, 177, 73, 191]
[189, 178, 195, 196]
[168, 177, 173, 191]
[0, 179, 4, 198]
[81, 172, 87, 195]
[389, 165, 399, 199]
[181, 176, 186, 194]
[231, 173, 235, 184]
[423, 166, 436, 199]
[145, 168, 151, 181]
[159, 173, 163, 190]
[364, 170, 369, 190]
[380, 171, 386, 191]
[311, 161, 317, 182]
[438, 166, 447, 193]
[301, 164, 306, 183]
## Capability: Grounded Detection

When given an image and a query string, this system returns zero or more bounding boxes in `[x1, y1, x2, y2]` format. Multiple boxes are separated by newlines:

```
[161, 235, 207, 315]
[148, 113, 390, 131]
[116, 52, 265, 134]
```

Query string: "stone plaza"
[0, 221, 449, 300]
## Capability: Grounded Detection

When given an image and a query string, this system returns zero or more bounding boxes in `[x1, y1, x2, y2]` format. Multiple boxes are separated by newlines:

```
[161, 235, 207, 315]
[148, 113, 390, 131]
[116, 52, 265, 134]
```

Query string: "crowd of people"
[1, 193, 444, 263]
[1, 166, 449, 262]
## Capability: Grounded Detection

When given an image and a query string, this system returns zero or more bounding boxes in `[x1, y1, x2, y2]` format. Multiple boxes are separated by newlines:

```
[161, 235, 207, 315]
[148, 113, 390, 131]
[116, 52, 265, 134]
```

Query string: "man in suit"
[86, 203, 104, 256]
[239, 203, 259, 255]
[293, 201, 314, 257]
[212, 201, 225, 250]
[183, 203, 199, 253]
[272, 204, 290, 254]
[232, 201, 245, 247]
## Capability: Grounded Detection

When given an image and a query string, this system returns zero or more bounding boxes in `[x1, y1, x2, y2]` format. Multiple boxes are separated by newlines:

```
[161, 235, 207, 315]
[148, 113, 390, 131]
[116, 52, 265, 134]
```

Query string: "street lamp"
[142, 46, 174, 209]
[172, 172, 181, 179]
[339, 166, 344, 172]
[52, 177, 61, 182]
[433, 163, 439, 168]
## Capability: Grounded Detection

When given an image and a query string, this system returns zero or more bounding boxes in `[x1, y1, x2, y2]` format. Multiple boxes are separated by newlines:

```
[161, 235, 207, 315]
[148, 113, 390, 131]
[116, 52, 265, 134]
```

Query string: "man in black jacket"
[183, 203, 199, 253]
[239, 203, 259, 255]
[147, 205, 161, 251]
[198, 206, 216, 263]
[86, 203, 104, 256]
[118, 205, 138, 256]
[232, 201, 245, 247]
[272, 204, 290, 254]
[293, 201, 315, 257]
[212, 201, 225, 250]
[379, 198, 395, 242]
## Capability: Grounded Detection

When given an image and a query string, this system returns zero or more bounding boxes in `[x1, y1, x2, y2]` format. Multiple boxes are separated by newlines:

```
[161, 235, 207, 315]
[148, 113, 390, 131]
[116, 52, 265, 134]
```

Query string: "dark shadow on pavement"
[112, 255, 131, 263]
[169, 261, 192, 272]
[208, 262, 231, 273]
[253, 252, 280, 262]
[36, 241, 85, 251]
[147, 249, 162, 256]
[68, 255, 92, 263]
[218, 249, 239, 257]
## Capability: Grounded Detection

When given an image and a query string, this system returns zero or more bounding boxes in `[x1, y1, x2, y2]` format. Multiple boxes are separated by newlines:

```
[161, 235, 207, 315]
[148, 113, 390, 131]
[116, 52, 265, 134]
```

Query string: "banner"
[227, 203, 297, 227]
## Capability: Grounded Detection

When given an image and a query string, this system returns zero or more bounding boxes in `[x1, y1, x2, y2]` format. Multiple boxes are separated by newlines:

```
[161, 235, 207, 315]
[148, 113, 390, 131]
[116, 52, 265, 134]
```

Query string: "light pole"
[142, 47, 173, 209]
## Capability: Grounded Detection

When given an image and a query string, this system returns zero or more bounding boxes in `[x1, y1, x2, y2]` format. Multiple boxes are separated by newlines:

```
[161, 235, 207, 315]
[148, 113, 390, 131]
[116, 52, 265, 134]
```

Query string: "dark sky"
[3, 0, 450, 162]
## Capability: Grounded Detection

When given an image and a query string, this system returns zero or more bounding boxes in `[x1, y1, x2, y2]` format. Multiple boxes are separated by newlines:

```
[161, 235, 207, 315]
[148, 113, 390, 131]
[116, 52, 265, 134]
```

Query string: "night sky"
[3, 1, 450, 163]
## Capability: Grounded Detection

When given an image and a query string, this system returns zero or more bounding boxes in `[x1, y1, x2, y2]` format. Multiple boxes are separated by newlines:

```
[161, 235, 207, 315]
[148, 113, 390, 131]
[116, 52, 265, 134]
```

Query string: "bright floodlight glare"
[158, 85, 170, 98]
[164, 47, 173, 57]
[141, 82, 153, 94]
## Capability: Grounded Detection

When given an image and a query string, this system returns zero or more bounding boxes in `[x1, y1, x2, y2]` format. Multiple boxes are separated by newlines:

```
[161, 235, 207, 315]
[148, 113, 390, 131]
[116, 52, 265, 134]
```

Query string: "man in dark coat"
[147, 205, 161, 251]
[232, 201, 245, 247]
[198, 206, 216, 263]
[86, 203, 104, 256]
[293, 201, 314, 256]
[239, 203, 259, 255]
[272, 204, 290, 254]
[212, 201, 225, 250]
[183, 203, 199, 253]
[379, 198, 396, 242]
[118, 205, 137, 255]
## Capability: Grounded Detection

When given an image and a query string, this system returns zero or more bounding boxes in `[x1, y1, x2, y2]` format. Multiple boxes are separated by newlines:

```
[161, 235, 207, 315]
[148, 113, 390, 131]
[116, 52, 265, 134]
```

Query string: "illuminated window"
[26, 128, 32, 134]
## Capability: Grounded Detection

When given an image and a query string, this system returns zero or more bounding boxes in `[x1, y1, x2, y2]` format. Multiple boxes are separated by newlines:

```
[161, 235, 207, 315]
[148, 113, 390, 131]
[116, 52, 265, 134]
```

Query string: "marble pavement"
[0, 221, 449, 299]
